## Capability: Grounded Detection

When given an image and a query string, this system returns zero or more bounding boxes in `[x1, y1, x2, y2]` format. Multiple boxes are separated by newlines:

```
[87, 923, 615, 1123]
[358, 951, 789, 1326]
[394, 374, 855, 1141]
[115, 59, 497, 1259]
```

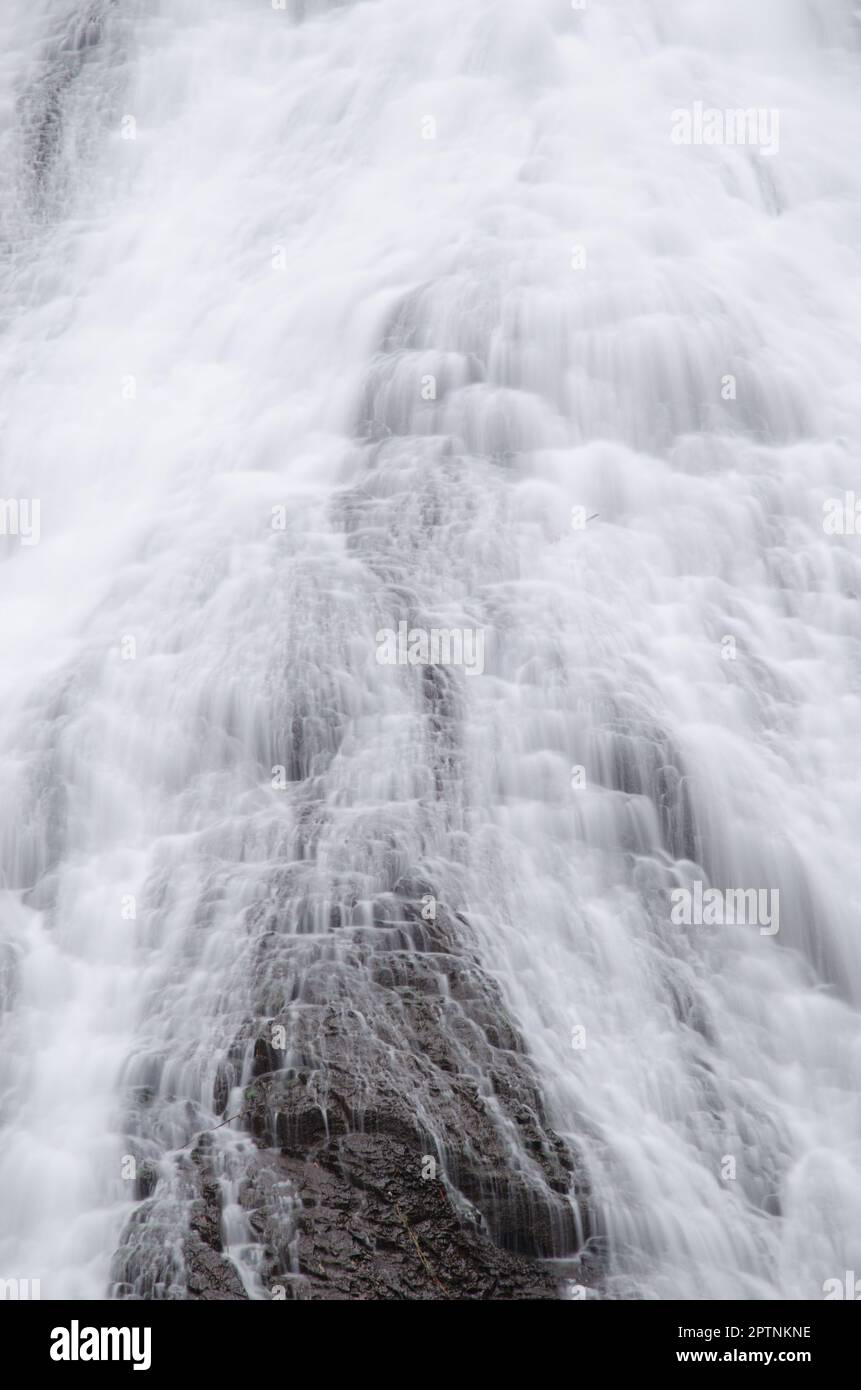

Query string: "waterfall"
[1, 0, 859, 1300]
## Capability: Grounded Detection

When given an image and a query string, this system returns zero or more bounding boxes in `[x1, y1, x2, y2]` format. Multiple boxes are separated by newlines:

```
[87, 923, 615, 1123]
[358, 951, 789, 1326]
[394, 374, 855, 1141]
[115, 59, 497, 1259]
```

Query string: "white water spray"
[1, 0, 860, 1300]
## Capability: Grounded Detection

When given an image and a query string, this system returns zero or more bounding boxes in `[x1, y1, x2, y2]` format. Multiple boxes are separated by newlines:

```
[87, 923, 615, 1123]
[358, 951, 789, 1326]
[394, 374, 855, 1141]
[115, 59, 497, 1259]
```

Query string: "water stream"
[1, 0, 859, 1300]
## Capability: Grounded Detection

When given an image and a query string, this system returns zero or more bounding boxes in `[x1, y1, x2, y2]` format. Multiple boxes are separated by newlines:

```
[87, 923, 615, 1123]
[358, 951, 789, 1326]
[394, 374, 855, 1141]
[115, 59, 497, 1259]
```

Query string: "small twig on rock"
[207, 1111, 242, 1133]
[394, 1201, 449, 1299]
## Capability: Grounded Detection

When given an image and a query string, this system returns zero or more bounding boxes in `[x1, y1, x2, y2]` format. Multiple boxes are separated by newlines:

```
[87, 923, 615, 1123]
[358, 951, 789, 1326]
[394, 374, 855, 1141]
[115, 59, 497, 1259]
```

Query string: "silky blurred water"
[0, 0, 860, 1299]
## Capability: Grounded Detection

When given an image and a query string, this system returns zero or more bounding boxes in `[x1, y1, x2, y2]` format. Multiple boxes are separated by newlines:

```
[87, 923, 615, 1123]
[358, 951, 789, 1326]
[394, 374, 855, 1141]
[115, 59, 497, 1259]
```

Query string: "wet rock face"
[112, 879, 591, 1300]
[183, 1143, 249, 1302]
[243, 1139, 562, 1300]
[233, 879, 593, 1299]
[16, 0, 124, 218]
[112, 1138, 248, 1301]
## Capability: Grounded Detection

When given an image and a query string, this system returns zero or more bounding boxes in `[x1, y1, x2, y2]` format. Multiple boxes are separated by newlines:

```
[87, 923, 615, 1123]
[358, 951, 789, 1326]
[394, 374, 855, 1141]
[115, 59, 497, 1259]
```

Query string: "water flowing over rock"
[1, 0, 860, 1302]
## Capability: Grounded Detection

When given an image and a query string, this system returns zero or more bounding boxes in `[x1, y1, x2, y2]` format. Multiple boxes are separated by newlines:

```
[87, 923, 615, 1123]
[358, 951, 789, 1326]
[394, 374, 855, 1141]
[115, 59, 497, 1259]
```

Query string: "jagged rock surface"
[229, 879, 593, 1299]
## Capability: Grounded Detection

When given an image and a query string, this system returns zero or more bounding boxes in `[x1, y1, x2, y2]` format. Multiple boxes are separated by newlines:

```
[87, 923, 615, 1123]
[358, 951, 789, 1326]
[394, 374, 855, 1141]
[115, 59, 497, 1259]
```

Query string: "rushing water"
[1, 0, 860, 1301]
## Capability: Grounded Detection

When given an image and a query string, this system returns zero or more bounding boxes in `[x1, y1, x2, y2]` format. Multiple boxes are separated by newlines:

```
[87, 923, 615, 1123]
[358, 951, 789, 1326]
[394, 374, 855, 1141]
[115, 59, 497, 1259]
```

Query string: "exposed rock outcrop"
[230, 878, 594, 1299]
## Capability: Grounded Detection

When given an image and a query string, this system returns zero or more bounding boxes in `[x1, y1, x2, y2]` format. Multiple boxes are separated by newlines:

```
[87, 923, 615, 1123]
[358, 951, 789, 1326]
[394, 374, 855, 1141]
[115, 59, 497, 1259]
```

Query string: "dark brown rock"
[232, 881, 594, 1298]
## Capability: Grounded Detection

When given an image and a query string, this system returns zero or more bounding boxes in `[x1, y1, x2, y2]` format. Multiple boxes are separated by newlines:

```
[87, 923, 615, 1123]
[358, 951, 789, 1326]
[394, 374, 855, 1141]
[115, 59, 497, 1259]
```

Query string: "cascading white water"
[1, 0, 860, 1300]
